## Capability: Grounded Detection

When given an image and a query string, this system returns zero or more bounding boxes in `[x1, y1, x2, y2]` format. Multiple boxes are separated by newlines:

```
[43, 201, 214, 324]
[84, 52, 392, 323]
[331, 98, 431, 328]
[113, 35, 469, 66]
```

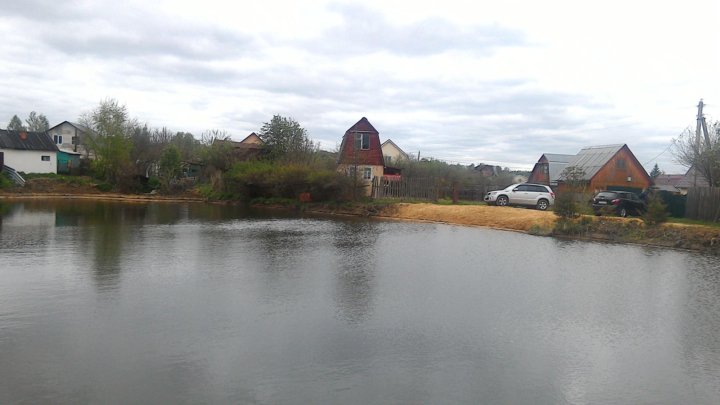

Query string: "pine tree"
[649, 163, 662, 179]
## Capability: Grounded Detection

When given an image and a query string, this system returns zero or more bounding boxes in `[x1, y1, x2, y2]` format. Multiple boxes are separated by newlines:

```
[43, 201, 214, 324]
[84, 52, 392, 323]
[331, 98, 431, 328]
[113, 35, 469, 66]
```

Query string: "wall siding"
[1, 150, 57, 174]
[588, 147, 650, 192]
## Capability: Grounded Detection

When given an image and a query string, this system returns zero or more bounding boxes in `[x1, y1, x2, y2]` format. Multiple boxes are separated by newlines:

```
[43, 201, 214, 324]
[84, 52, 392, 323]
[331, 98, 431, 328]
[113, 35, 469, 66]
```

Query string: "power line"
[641, 127, 690, 166]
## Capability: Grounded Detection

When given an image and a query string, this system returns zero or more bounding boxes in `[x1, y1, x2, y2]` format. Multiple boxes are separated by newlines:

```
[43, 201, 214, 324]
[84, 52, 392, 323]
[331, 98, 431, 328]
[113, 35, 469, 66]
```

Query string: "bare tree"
[25, 111, 49, 131]
[672, 121, 720, 187]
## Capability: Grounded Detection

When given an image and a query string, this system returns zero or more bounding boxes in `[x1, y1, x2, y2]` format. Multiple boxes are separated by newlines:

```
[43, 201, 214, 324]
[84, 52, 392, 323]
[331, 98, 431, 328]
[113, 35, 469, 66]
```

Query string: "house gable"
[528, 153, 574, 185]
[556, 144, 651, 191]
[239, 132, 263, 145]
[337, 117, 384, 167]
[381, 139, 409, 164]
[47, 121, 90, 153]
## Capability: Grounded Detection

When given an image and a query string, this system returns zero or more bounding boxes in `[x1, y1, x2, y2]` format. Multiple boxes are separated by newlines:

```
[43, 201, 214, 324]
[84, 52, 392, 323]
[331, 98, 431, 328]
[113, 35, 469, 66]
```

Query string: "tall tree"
[7, 115, 25, 130]
[258, 115, 316, 163]
[673, 121, 720, 186]
[80, 99, 135, 183]
[159, 145, 182, 191]
[25, 111, 49, 131]
[649, 163, 662, 179]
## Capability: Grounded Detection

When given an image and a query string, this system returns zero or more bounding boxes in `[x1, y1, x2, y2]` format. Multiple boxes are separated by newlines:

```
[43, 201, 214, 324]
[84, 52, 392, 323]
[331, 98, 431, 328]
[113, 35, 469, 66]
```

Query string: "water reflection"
[2, 200, 720, 403]
[331, 221, 380, 324]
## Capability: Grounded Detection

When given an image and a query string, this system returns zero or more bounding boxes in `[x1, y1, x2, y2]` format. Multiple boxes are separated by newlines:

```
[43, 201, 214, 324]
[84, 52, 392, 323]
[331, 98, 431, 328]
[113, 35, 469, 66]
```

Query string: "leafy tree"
[79, 99, 135, 184]
[171, 131, 199, 160]
[159, 145, 182, 192]
[673, 121, 720, 186]
[25, 111, 49, 131]
[649, 163, 662, 179]
[7, 115, 24, 130]
[554, 166, 586, 218]
[199, 129, 234, 172]
[258, 115, 316, 163]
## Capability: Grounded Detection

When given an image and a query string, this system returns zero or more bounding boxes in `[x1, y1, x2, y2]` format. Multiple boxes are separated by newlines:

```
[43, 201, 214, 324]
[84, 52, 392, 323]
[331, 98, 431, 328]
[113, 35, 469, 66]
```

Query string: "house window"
[41, 155, 50, 161]
[363, 167, 372, 180]
[53, 134, 62, 144]
[354, 132, 370, 150]
[384, 155, 392, 164]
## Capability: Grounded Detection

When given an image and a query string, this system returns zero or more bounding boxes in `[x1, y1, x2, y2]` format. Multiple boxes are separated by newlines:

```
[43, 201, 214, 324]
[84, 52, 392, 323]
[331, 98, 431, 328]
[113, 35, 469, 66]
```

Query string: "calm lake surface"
[1, 200, 719, 404]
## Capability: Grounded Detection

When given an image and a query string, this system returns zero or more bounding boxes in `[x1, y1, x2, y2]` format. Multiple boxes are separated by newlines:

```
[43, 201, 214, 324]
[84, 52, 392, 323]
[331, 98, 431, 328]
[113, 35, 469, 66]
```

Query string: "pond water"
[1, 200, 719, 404]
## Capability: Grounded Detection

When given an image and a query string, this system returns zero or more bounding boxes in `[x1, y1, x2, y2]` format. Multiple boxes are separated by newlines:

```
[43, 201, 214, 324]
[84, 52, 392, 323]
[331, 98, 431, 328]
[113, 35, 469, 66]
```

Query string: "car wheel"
[496, 195, 509, 206]
[619, 207, 627, 217]
[536, 199, 549, 211]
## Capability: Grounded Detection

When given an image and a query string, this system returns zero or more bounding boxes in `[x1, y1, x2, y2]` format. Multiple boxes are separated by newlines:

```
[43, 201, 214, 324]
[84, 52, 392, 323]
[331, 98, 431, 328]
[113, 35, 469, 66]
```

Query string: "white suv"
[484, 183, 555, 210]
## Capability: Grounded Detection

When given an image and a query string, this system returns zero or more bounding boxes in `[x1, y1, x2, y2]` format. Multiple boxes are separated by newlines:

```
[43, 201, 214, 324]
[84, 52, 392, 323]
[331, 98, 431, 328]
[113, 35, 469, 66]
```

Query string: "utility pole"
[694, 99, 710, 186]
[697, 99, 710, 147]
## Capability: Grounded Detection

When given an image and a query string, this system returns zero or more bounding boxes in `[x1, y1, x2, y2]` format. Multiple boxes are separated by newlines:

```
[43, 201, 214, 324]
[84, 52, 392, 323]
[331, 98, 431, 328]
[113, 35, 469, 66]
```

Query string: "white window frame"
[363, 167, 372, 180]
[355, 132, 370, 150]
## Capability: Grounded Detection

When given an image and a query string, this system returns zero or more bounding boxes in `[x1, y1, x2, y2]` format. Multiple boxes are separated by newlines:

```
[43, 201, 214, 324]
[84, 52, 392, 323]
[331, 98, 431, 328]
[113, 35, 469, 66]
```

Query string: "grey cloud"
[42, 23, 255, 61]
[2, 1, 257, 62]
[304, 3, 525, 56]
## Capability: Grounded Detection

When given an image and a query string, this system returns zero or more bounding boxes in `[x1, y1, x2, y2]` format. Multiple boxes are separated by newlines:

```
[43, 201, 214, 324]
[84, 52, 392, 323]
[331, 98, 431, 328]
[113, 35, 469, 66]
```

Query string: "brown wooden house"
[528, 153, 574, 186]
[556, 144, 651, 192]
[337, 117, 386, 194]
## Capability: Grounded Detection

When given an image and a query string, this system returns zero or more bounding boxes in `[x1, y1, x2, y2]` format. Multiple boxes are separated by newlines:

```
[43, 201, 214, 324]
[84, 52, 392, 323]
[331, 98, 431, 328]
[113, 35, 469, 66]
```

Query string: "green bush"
[642, 193, 669, 226]
[96, 183, 113, 192]
[0, 172, 14, 189]
[221, 161, 352, 202]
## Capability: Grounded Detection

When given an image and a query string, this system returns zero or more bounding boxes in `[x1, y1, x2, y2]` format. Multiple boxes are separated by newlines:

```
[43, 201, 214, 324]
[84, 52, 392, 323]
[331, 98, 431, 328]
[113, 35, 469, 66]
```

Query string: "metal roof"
[0, 130, 59, 151]
[563, 144, 624, 181]
[543, 153, 574, 163]
[548, 161, 570, 185]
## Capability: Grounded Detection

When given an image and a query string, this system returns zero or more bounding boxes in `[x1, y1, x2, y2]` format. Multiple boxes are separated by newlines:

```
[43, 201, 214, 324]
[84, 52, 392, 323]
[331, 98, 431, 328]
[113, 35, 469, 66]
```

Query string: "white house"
[0, 129, 59, 174]
[381, 139, 410, 165]
[47, 121, 89, 155]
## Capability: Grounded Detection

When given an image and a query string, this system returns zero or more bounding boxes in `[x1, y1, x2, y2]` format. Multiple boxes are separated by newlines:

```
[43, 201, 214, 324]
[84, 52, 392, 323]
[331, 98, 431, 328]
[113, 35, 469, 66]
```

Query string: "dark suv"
[591, 190, 646, 217]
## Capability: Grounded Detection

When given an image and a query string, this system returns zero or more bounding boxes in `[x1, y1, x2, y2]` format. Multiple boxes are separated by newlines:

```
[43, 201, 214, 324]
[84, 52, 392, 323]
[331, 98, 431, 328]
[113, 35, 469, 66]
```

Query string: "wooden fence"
[371, 177, 439, 200]
[685, 187, 720, 221]
[372, 177, 493, 201]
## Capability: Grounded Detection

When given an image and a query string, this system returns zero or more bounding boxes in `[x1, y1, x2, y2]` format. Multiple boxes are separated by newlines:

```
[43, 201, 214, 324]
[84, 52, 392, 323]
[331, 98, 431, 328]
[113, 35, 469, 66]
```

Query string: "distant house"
[474, 163, 502, 177]
[0, 129, 59, 174]
[47, 121, 89, 155]
[556, 144, 651, 192]
[654, 168, 710, 195]
[381, 139, 409, 165]
[528, 153, 574, 186]
[215, 132, 265, 161]
[337, 117, 386, 194]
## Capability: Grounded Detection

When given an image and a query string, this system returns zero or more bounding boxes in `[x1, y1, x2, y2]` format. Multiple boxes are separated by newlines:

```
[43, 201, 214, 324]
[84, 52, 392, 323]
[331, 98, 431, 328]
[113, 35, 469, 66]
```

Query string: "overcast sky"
[1, 0, 718, 172]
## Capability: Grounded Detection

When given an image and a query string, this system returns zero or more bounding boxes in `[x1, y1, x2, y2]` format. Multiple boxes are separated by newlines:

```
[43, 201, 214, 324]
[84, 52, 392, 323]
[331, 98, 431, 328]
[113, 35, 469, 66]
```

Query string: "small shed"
[57, 150, 82, 174]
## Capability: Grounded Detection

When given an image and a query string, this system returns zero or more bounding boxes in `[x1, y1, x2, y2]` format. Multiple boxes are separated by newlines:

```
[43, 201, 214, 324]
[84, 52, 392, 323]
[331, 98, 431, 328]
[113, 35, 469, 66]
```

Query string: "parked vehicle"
[591, 190, 646, 217]
[484, 183, 555, 210]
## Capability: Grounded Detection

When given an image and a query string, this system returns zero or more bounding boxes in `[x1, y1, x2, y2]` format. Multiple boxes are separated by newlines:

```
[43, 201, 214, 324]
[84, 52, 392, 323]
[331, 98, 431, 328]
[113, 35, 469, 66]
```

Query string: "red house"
[337, 117, 386, 194]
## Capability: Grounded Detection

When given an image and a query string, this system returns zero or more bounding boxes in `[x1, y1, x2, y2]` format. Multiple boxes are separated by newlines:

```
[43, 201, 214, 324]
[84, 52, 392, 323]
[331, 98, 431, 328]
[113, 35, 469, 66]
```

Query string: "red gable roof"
[346, 117, 378, 134]
[337, 117, 384, 166]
